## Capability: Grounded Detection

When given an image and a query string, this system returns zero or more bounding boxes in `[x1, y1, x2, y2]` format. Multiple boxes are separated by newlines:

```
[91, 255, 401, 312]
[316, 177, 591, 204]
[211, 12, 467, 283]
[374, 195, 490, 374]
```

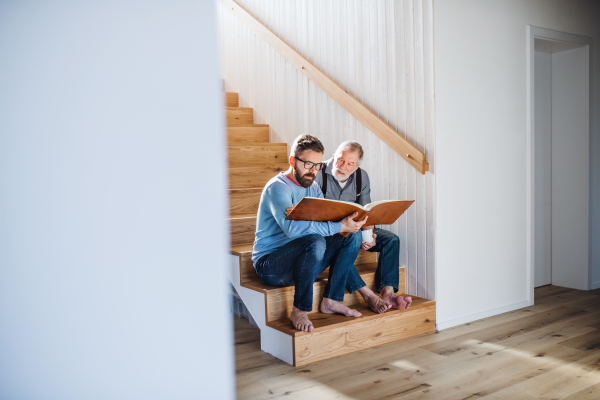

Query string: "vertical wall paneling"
[423, 0, 436, 299]
[217, 0, 437, 300]
[414, 0, 427, 297]
[403, 0, 418, 295]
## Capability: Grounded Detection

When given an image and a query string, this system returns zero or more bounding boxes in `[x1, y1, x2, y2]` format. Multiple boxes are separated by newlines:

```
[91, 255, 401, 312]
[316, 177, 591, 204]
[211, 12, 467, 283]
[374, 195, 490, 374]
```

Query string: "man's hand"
[361, 233, 377, 251]
[341, 212, 368, 233]
[284, 204, 296, 217]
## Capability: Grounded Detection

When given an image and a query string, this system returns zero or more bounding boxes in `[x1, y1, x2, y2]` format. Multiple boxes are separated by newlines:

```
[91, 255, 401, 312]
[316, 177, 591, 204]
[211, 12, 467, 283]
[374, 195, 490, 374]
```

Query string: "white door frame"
[526, 25, 593, 303]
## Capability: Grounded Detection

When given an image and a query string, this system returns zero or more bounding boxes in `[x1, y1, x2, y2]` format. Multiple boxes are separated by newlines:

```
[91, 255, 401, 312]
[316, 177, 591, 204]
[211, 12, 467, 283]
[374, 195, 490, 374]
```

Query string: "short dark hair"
[290, 134, 324, 158]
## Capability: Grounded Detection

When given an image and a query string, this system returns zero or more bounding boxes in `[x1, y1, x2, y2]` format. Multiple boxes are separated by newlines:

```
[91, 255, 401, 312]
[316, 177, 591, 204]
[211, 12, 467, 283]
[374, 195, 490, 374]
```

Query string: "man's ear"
[288, 155, 295, 168]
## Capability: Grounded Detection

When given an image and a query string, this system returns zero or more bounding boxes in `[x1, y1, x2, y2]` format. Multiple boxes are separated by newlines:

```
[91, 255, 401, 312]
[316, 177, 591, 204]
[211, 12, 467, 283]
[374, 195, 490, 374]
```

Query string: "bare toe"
[290, 307, 314, 332]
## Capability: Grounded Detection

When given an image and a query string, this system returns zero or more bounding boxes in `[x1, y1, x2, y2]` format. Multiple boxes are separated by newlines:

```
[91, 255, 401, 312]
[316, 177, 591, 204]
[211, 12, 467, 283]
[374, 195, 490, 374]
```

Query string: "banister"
[220, 0, 429, 174]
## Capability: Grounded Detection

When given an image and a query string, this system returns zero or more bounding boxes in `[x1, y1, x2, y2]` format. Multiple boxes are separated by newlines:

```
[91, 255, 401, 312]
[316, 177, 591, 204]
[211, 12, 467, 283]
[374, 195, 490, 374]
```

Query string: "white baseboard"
[591, 281, 600, 290]
[436, 299, 532, 331]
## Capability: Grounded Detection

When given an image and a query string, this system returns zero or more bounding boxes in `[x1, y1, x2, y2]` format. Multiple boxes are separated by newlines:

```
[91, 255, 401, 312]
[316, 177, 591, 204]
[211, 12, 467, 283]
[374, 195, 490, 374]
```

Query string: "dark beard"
[294, 168, 316, 188]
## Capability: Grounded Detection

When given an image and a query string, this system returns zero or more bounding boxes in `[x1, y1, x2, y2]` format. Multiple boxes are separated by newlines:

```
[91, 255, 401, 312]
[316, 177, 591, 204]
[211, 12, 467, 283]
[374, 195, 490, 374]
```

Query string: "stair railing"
[219, 0, 429, 174]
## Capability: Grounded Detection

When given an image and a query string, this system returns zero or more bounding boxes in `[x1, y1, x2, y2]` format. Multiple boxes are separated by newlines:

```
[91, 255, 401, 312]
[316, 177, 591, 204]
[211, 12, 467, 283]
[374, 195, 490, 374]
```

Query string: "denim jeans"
[254, 233, 361, 312]
[346, 228, 401, 294]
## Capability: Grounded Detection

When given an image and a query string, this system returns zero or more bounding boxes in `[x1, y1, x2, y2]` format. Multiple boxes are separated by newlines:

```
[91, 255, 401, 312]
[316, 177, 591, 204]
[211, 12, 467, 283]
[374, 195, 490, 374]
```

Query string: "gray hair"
[334, 140, 364, 165]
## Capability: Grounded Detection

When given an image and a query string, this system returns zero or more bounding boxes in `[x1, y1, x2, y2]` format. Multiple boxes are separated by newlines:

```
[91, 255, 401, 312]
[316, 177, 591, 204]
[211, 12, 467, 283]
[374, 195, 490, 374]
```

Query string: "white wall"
[434, 0, 600, 329]
[534, 51, 552, 288]
[0, 1, 234, 399]
[551, 46, 590, 290]
[217, 0, 437, 300]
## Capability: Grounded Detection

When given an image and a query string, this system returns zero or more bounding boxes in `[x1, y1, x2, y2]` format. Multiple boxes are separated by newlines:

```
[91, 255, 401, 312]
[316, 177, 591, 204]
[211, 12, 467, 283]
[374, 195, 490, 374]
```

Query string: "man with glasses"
[252, 134, 367, 333]
[314, 140, 413, 311]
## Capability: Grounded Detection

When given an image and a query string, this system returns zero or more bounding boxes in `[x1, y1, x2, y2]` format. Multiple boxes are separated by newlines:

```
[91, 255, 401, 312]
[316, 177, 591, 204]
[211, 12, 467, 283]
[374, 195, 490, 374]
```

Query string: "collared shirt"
[315, 158, 372, 206]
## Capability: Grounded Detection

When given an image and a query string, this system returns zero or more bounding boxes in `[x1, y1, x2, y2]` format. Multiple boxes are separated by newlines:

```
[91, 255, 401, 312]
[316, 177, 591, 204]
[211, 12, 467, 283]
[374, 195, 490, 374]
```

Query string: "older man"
[253, 134, 367, 333]
[314, 140, 413, 311]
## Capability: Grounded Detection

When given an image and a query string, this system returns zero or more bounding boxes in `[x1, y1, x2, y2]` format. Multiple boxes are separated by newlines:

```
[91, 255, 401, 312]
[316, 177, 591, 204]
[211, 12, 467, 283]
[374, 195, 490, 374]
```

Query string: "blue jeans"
[254, 233, 361, 312]
[346, 228, 401, 294]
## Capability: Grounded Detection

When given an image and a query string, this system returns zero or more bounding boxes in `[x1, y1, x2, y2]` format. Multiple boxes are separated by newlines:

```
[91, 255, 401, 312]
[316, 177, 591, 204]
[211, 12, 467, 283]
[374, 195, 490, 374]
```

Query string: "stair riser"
[225, 92, 239, 107]
[293, 304, 436, 366]
[227, 108, 253, 125]
[230, 188, 262, 215]
[265, 268, 406, 322]
[228, 126, 269, 143]
[229, 164, 288, 189]
[228, 144, 287, 165]
[230, 218, 256, 247]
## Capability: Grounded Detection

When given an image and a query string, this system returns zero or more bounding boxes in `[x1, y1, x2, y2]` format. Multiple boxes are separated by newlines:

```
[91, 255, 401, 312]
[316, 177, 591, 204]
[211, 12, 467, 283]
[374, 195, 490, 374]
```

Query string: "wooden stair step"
[230, 213, 256, 247]
[232, 245, 377, 287]
[226, 107, 253, 125]
[228, 124, 269, 143]
[268, 297, 434, 335]
[268, 298, 436, 366]
[229, 188, 262, 215]
[228, 143, 287, 165]
[229, 163, 288, 189]
[230, 245, 378, 282]
[264, 263, 405, 322]
[225, 92, 239, 107]
[231, 243, 395, 322]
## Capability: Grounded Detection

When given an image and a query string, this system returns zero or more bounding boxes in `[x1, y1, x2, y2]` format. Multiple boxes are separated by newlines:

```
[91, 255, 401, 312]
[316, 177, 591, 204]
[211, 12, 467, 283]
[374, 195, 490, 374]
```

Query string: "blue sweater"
[252, 172, 343, 264]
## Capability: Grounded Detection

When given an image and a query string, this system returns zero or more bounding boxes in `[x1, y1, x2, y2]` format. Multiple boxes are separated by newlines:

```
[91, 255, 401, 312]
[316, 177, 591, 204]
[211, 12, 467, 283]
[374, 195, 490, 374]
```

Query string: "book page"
[364, 199, 395, 211]
[302, 197, 368, 211]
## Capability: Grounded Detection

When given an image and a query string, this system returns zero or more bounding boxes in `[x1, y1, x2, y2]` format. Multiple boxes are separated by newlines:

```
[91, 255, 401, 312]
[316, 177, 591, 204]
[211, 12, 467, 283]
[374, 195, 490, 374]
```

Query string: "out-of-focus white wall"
[0, 1, 234, 398]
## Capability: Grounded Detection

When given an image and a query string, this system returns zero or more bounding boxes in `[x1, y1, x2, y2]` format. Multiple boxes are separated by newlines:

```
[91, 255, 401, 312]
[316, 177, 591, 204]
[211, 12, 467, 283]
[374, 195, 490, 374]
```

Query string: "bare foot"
[320, 297, 362, 317]
[381, 286, 413, 310]
[357, 287, 392, 314]
[290, 306, 314, 332]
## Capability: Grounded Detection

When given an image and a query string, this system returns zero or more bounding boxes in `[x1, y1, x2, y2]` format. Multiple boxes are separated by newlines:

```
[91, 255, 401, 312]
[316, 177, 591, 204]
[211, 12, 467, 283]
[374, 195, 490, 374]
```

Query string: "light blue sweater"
[252, 172, 343, 264]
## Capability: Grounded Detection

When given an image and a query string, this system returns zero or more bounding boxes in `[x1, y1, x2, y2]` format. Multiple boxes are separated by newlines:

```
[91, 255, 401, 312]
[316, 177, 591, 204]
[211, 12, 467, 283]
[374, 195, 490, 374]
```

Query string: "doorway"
[528, 26, 592, 293]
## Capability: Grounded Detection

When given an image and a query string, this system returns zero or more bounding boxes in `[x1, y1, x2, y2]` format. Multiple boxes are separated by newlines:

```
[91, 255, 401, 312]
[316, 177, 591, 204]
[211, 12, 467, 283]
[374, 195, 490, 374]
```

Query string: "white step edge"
[227, 253, 294, 365]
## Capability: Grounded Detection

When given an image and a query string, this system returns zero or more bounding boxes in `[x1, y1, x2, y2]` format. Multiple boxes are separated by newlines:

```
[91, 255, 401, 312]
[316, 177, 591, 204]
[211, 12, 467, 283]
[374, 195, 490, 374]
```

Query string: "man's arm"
[265, 184, 342, 239]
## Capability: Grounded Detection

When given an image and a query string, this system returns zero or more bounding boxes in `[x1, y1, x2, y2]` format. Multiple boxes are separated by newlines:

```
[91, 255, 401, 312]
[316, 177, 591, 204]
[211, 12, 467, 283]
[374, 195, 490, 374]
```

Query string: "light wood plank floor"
[233, 285, 600, 399]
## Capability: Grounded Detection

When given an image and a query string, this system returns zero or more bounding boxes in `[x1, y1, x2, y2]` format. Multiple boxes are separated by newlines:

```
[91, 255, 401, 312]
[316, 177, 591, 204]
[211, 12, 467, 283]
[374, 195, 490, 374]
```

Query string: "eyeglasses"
[294, 156, 324, 171]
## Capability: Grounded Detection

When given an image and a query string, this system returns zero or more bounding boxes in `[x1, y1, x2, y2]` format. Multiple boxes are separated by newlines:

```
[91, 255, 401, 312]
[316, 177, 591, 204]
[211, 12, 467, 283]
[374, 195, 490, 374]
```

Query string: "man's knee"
[341, 231, 362, 250]
[300, 234, 326, 259]
[383, 232, 400, 252]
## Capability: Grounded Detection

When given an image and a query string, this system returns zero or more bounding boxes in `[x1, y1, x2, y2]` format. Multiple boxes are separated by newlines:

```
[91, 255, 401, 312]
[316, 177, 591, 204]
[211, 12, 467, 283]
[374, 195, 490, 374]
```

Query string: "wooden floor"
[233, 285, 600, 399]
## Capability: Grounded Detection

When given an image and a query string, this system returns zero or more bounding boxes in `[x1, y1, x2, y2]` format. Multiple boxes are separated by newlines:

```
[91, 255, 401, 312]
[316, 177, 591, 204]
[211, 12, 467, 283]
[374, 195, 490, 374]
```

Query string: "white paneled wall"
[217, 0, 436, 300]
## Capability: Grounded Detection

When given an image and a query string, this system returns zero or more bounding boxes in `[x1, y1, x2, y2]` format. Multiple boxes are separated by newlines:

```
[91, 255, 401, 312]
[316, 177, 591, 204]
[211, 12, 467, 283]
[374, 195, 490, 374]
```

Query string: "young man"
[252, 134, 367, 333]
[314, 140, 413, 311]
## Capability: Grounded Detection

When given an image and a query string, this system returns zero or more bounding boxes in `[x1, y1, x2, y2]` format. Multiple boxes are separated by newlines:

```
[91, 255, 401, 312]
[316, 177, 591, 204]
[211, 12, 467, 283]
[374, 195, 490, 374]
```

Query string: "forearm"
[283, 219, 342, 239]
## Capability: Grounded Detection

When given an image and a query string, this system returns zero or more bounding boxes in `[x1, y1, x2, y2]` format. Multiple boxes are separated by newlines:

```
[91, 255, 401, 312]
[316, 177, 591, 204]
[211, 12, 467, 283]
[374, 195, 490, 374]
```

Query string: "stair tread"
[230, 213, 256, 220]
[267, 296, 435, 337]
[241, 262, 382, 293]
[230, 188, 263, 193]
[228, 142, 285, 147]
[229, 163, 289, 171]
[226, 106, 253, 110]
[228, 124, 269, 127]
[231, 244, 253, 255]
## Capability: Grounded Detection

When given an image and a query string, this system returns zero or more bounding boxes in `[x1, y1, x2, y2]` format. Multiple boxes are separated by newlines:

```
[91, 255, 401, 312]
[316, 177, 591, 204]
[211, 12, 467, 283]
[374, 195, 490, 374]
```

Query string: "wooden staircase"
[225, 91, 436, 366]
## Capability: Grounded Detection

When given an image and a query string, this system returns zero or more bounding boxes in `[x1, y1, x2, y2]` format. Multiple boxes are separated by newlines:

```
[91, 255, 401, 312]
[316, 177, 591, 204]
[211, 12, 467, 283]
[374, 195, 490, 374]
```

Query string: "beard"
[293, 168, 316, 188]
[333, 168, 349, 182]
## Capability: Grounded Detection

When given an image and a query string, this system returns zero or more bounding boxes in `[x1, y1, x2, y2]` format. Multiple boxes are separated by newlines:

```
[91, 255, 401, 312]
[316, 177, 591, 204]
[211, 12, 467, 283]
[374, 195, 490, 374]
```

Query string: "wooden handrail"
[220, 0, 429, 174]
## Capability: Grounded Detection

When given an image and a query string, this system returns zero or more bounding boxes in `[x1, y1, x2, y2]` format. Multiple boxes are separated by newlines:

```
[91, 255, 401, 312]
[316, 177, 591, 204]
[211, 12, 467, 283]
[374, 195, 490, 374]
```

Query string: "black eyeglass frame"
[293, 156, 324, 171]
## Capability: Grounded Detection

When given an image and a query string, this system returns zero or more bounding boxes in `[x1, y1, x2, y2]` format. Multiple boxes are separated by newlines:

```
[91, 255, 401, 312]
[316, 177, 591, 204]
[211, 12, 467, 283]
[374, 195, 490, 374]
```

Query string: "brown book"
[285, 197, 414, 235]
